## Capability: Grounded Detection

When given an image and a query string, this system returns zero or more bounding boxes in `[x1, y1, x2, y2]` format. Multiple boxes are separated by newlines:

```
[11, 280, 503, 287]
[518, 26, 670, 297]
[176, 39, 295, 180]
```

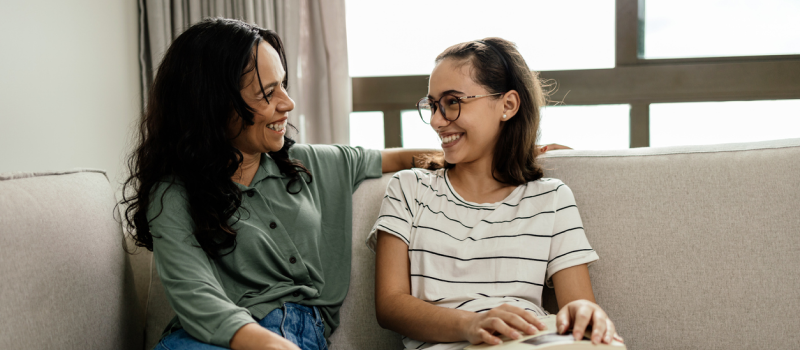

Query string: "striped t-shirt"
[367, 168, 599, 350]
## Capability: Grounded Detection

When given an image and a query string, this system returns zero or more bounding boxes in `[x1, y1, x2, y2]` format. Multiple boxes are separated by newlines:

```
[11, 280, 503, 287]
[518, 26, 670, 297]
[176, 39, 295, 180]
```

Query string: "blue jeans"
[155, 303, 328, 350]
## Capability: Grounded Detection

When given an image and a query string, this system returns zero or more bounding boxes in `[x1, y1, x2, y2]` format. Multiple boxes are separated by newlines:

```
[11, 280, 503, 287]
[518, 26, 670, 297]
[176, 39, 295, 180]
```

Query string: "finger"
[531, 315, 548, 331]
[613, 333, 624, 343]
[571, 305, 593, 341]
[540, 146, 548, 153]
[555, 306, 571, 335]
[520, 311, 548, 332]
[477, 328, 502, 345]
[499, 310, 540, 335]
[548, 143, 573, 150]
[589, 310, 607, 345]
[497, 305, 546, 333]
[485, 317, 521, 340]
[603, 319, 616, 344]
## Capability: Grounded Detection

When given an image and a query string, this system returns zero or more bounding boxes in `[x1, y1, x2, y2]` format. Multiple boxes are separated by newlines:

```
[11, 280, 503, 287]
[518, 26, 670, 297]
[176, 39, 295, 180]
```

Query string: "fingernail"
[557, 325, 564, 334]
[511, 331, 520, 339]
[528, 326, 537, 334]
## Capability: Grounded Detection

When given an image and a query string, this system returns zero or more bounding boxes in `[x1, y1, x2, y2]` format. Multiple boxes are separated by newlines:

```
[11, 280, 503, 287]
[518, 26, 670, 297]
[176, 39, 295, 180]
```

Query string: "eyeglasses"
[416, 93, 503, 124]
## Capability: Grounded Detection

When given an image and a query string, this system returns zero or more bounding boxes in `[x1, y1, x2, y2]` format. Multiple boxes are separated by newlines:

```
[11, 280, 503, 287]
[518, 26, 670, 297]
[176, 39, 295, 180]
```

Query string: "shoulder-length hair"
[417, 38, 548, 186]
[121, 18, 310, 258]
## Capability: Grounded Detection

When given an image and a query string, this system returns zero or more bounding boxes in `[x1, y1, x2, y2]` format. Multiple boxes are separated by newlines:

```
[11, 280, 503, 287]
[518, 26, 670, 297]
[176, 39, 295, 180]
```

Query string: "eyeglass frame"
[416, 92, 505, 124]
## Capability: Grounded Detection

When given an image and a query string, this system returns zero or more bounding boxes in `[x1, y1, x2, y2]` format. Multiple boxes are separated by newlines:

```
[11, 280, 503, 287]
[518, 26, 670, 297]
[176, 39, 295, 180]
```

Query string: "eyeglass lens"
[418, 95, 461, 124]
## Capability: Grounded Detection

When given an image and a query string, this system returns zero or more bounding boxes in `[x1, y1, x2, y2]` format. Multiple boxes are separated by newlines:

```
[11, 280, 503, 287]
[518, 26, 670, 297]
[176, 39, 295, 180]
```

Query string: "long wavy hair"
[416, 38, 549, 186]
[121, 18, 311, 258]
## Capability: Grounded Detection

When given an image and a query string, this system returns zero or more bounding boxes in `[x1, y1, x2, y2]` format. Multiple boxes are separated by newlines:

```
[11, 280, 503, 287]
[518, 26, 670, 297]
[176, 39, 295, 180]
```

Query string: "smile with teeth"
[267, 120, 286, 132]
[440, 133, 463, 144]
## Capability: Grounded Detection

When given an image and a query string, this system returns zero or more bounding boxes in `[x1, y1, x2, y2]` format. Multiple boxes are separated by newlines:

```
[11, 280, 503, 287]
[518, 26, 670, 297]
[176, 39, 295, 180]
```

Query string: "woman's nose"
[429, 105, 449, 128]
[279, 93, 295, 113]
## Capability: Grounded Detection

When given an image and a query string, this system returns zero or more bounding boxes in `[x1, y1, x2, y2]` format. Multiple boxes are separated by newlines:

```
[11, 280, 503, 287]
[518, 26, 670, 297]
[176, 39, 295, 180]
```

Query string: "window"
[401, 110, 441, 149]
[346, 0, 615, 77]
[642, 0, 800, 59]
[649, 100, 800, 147]
[349, 111, 385, 149]
[539, 105, 631, 150]
[349, 1, 800, 150]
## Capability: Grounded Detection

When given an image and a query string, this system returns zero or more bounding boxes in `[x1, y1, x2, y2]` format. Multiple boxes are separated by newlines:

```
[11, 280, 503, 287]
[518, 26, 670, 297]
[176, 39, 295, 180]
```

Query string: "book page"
[464, 315, 625, 350]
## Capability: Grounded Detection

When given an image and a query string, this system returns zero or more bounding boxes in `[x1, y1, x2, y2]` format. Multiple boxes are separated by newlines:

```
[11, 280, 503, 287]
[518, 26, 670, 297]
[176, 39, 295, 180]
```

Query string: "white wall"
[0, 0, 140, 190]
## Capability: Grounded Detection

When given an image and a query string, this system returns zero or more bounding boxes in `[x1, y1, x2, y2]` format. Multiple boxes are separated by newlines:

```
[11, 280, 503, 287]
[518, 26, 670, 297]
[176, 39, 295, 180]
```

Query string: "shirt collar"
[234, 153, 286, 190]
[256, 152, 287, 179]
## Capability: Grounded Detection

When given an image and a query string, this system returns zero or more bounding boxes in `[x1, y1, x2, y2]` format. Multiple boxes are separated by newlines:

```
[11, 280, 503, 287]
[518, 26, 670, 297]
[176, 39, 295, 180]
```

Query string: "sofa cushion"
[537, 138, 800, 350]
[0, 169, 142, 350]
[329, 173, 402, 349]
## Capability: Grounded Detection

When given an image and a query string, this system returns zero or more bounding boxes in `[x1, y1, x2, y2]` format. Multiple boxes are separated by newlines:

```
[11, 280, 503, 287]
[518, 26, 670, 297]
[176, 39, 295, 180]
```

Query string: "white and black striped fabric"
[367, 168, 599, 350]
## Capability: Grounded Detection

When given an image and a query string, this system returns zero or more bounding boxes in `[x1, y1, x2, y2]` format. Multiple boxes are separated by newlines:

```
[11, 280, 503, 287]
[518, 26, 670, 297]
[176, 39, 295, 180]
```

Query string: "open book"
[465, 315, 625, 350]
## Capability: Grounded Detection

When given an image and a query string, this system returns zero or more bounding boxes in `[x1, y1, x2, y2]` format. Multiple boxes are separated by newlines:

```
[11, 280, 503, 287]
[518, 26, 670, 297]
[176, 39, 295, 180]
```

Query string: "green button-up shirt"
[149, 144, 382, 347]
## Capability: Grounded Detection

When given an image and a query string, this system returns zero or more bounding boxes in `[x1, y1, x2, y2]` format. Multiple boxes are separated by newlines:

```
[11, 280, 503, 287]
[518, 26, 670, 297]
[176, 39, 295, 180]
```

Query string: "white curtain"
[139, 0, 351, 144]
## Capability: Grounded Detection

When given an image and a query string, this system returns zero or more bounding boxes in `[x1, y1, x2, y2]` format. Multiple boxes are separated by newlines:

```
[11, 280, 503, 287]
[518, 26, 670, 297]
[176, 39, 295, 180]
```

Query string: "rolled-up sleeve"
[332, 145, 383, 188]
[291, 144, 382, 190]
[149, 183, 255, 347]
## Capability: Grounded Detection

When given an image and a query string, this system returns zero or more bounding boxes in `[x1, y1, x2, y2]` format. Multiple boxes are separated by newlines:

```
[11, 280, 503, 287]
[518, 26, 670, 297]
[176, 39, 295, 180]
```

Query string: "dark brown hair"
[417, 37, 548, 186]
[120, 18, 311, 258]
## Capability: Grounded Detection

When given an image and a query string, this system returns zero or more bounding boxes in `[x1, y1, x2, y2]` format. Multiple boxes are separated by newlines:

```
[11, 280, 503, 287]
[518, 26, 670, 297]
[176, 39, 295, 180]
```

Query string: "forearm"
[375, 230, 474, 342]
[230, 323, 300, 350]
[230, 323, 270, 350]
[551, 264, 596, 309]
[380, 148, 437, 173]
[376, 292, 473, 343]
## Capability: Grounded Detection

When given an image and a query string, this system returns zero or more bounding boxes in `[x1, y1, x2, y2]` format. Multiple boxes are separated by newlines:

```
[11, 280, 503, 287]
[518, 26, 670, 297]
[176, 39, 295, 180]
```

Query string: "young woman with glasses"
[369, 38, 623, 350]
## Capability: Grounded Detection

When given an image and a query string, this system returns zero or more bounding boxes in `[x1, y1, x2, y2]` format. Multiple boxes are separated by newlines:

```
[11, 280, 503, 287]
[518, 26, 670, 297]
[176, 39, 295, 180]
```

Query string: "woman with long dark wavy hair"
[121, 18, 422, 350]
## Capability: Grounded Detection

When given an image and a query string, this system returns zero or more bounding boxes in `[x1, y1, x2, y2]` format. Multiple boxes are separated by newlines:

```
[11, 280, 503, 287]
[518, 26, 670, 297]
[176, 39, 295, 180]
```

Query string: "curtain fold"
[138, 0, 350, 145]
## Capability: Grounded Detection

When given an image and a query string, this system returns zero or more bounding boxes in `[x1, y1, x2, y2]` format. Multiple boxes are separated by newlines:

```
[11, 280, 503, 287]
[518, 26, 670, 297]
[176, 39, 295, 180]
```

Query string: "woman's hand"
[539, 143, 572, 154]
[555, 299, 623, 345]
[460, 304, 547, 345]
[230, 323, 301, 350]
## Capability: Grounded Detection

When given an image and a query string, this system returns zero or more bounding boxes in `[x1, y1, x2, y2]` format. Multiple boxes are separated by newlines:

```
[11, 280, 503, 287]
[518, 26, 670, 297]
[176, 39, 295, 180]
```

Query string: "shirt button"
[246, 190, 255, 197]
[292, 292, 300, 297]
[289, 256, 297, 264]
[269, 222, 277, 229]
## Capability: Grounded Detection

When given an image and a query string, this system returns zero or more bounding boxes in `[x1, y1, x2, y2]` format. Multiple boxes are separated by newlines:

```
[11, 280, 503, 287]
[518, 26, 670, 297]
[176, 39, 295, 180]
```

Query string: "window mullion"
[630, 103, 650, 148]
[616, 0, 640, 66]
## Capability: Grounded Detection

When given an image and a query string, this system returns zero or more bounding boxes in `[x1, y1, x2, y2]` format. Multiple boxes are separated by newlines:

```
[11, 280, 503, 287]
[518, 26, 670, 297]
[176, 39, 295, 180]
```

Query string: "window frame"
[352, 0, 800, 148]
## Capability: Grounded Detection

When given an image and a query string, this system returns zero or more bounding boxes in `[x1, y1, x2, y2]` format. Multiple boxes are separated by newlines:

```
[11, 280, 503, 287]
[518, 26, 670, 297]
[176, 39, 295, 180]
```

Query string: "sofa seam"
[540, 143, 800, 159]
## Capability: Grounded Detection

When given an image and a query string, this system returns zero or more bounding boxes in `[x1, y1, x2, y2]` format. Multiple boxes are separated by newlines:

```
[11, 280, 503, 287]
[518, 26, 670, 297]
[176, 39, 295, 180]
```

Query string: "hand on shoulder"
[539, 143, 572, 153]
[555, 299, 623, 345]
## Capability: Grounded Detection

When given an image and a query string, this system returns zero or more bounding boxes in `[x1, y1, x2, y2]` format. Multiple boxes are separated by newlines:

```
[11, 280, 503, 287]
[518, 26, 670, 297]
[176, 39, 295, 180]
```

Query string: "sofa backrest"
[139, 138, 800, 349]
[0, 170, 142, 350]
[333, 138, 800, 350]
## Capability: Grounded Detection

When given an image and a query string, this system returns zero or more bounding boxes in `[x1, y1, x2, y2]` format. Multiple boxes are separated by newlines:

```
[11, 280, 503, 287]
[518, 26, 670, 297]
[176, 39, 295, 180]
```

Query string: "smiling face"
[428, 58, 512, 165]
[228, 41, 295, 154]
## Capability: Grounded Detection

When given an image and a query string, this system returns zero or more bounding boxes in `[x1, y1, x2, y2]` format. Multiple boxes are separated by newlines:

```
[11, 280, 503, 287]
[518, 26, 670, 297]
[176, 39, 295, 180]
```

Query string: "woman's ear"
[501, 90, 521, 121]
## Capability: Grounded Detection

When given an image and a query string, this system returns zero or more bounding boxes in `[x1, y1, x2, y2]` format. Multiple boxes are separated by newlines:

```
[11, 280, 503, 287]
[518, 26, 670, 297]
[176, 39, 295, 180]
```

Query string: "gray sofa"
[2, 139, 799, 350]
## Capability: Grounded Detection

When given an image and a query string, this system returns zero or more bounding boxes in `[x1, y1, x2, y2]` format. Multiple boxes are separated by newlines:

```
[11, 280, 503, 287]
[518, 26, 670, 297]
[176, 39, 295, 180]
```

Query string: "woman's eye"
[262, 90, 274, 101]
